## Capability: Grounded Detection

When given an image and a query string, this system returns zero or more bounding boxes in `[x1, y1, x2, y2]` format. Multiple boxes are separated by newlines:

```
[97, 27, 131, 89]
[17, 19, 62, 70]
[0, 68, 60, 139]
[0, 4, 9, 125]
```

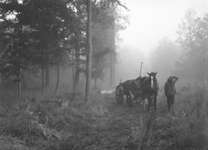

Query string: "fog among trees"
[0, 0, 128, 95]
[0, 0, 207, 94]
[115, 8, 207, 89]
[0, 1, 208, 150]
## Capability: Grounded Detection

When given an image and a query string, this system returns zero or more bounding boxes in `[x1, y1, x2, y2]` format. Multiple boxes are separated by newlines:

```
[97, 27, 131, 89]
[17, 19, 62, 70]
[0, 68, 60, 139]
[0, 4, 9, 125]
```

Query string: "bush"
[144, 86, 208, 150]
[0, 98, 61, 147]
[0, 90, 142, 150]
[0, 135, 31, 150]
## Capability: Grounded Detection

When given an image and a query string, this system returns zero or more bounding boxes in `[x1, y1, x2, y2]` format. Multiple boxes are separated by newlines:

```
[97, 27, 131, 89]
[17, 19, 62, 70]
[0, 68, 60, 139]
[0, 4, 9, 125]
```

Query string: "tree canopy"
[150, 37, 180, 84]
[0, 0, 128, 94]
[174, 9, 208, 82]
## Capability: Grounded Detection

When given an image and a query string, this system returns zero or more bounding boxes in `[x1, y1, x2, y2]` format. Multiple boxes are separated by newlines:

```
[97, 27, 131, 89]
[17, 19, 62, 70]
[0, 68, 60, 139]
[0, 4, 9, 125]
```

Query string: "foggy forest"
[0, 0, 207, 150]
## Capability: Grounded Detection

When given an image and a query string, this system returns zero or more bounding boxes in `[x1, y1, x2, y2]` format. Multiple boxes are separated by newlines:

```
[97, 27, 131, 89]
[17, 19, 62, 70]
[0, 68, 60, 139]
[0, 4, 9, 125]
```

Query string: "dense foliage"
[175, 9, 208, 82]
[0, 0, 128, 94]
[150, 9, 207, 84]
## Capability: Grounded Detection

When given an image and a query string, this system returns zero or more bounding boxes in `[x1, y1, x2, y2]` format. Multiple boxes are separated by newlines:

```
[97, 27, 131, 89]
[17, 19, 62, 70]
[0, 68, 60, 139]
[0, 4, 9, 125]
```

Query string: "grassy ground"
[0, 89, 149, 150]
[1, 85, 207, 150]
[141, 85, 208, 150]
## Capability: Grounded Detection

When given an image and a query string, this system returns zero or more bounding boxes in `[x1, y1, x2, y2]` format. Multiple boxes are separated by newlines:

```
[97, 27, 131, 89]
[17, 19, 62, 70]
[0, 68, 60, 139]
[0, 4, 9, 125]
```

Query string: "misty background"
[48, 4, 208, 92]
[0, 0, 207, 95]
[113, 0, 208, 91]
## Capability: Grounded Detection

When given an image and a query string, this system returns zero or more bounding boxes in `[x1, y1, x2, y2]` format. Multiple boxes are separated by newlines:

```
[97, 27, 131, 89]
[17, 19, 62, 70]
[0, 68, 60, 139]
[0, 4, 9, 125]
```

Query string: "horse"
[141, 72, 159, 112]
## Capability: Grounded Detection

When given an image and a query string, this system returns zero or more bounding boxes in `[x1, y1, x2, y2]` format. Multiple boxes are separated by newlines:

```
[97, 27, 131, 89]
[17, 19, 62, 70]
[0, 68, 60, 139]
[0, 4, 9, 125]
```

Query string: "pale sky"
[114, 0, 208, 84]
[119, 0, 208, 56]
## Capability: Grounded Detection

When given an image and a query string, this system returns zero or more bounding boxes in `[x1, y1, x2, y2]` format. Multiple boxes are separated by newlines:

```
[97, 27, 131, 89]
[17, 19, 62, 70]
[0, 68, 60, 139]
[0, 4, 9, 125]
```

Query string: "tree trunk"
[72, 48, 80, 94]
[0, 39, 13, 59]
[73, 33, 81, 97]
[1, 73, 4, 85]
[73, 68, 80, 92]
[94, 79, 97, 89]
[41, 63, 45, 94]
[55, 63, 60, 94]
[45, 64, 50, 88]
[0, 27, 21, 59]
[85, 0, 92, 102]
[17, 67, 22, 99]
[72, 50, 75, 91]
[110, 28, 116, 88]
[110, 51, 115, 87]
[21, 69, 27, 89]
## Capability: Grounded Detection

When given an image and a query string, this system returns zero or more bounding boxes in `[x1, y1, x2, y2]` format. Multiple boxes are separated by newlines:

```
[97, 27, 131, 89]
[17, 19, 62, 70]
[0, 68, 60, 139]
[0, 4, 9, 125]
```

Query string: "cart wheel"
[115, 85, 123, 104]
[126, 90, 133, 107]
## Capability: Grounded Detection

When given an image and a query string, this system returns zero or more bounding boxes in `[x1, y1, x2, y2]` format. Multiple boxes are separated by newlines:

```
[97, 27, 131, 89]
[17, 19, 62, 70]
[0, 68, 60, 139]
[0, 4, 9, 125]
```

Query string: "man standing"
[164, 76, 178, 112]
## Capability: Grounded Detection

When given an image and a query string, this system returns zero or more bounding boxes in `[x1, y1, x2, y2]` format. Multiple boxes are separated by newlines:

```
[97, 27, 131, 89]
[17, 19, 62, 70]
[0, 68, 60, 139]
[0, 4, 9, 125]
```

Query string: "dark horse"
[141, 72, 159, 112]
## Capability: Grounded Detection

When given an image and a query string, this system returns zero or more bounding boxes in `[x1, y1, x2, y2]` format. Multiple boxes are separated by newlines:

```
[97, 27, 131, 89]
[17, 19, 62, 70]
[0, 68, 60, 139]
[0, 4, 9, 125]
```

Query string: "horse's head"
[147, 72, 158, 90]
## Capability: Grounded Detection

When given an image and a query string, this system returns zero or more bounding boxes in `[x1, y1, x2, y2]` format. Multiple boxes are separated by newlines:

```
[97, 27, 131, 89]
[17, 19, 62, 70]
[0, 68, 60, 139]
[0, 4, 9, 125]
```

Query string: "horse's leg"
[154, 93, 157, 111]
[147, 94, 151, 112]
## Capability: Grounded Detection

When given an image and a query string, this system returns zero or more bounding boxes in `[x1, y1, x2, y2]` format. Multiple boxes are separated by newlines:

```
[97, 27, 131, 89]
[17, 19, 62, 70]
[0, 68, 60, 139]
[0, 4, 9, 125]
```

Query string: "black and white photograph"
[0, 0, 207, 149]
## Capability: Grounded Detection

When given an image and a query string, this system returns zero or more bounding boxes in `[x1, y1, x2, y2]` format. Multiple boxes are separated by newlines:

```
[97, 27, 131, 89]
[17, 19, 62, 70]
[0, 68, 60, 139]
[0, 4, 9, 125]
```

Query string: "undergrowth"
[4, 85, 206, 150]
[144, 85, 208, 150]
[0, 90, 140, 150]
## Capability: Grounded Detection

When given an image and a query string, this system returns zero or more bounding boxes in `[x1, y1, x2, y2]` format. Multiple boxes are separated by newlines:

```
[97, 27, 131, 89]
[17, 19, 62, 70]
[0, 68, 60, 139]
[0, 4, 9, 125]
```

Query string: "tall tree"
[0, 0, 74, 94]
[90, 0, 128, 88]
[0, 0, 128, 96]
[150, 37, 180, 85]
[85, 0, 92, 102]
[200, 14, 208, 83]
[175, 9, 207, 82]
[70, 0, 128, 94]
[69, 1, 87, 94]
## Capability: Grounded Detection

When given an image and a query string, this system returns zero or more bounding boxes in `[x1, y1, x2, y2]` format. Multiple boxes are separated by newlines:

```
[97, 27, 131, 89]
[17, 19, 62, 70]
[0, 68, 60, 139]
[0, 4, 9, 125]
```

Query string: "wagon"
[115, 77, 144, 107]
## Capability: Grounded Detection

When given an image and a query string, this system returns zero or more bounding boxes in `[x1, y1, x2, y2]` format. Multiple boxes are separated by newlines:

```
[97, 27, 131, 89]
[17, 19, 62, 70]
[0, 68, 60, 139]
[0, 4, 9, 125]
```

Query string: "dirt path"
[102, 96, 151, 150]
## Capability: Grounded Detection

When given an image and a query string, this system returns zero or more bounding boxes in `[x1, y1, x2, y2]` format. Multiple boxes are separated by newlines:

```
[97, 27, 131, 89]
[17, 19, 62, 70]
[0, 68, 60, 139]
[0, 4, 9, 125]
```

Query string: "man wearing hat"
[164, 76, 178, 112]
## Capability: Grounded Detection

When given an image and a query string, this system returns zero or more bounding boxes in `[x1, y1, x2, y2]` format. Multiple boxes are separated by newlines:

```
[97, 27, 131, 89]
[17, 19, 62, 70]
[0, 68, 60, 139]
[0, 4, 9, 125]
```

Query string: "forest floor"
[0, 86, 208, 150]
[0, 90, 151, 150]
[99, 95, 150, 150]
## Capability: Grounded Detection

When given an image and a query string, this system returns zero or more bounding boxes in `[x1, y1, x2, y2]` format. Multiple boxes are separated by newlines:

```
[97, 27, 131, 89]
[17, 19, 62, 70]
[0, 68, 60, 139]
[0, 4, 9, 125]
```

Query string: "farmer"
[164, 76, 178, 112]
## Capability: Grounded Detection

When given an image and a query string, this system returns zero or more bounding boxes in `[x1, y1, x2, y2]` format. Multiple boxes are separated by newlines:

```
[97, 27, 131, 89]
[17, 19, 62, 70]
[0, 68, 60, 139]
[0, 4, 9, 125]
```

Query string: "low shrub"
[144, 86, 208, 150]
[0, 135, 31, 150]
[0, 90, 141, 150]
